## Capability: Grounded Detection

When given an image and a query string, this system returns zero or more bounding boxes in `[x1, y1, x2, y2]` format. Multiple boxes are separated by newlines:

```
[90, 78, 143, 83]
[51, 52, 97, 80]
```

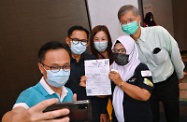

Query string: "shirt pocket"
[153, 48, 169, 65]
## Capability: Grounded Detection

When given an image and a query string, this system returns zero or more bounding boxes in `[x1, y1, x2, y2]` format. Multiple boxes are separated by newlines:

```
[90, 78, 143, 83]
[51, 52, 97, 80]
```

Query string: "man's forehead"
[43, 59, 70, 66]
[50, 62, 70, 66]
[122, 11, 135, 18]
[43, 49, 70, 60]
[71, 30, 88, 39]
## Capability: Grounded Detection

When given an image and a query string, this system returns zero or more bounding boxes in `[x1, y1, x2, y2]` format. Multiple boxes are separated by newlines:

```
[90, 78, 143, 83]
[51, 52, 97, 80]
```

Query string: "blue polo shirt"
[13, 77, 73, 109]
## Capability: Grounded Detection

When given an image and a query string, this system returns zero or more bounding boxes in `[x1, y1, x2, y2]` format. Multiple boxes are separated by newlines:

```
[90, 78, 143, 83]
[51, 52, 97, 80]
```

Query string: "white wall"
[86, 0, 139, 42]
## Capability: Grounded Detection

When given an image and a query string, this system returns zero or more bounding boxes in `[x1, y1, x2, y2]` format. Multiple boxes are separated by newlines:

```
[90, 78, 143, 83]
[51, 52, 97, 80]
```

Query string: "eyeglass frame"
[120, 18, 137, 25]
[41, 63, 70, 73]
[69, 37, 88, 46]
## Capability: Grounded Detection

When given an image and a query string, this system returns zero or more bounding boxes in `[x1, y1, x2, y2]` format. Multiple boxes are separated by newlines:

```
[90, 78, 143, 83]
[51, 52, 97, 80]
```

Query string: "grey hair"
[118, 5, 139, 19]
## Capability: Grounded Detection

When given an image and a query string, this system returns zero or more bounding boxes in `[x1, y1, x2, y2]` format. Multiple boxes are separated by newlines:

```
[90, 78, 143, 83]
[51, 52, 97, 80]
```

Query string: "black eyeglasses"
[69, 37, 88, 46]
[42, 63, 70, 73]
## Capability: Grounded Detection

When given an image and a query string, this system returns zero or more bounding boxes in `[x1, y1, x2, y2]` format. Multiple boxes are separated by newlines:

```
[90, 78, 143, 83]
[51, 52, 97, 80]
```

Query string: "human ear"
[137, 15, 141, 25]
[65, 37, 71, 46]
[38, 63, 44, 74]
[86, 40, 90, 47]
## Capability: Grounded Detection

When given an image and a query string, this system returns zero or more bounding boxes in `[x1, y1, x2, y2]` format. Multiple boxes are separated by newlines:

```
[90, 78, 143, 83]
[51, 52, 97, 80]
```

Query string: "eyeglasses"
[69, 37, 88, 46]
[42, 63, 70, 73]
[112, 48, 126, 53]
[121, 18, 135, 25]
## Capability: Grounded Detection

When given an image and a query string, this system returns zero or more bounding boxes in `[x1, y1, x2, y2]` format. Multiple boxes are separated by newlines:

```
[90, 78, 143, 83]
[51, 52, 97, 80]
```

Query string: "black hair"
[115, 40, 121, 44]
[38, 41, 71, 63]
[144, 12, 156, 26]
[67, 25, 89, 39]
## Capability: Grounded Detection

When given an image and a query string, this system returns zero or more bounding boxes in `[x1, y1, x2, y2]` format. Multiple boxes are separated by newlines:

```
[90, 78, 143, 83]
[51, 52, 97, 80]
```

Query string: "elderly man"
[117, 5, 185, 122]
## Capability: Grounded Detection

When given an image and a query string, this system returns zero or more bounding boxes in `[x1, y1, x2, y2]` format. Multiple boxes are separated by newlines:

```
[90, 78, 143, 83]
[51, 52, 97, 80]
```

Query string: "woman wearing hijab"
[109, 35, 153, 122]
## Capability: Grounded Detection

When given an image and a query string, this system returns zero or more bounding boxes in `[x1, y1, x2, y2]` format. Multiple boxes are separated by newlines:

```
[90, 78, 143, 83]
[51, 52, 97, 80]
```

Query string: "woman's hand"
[79, 76, 87, 87]
[100, 113, 109, 122]
[109, 71, 123, 86]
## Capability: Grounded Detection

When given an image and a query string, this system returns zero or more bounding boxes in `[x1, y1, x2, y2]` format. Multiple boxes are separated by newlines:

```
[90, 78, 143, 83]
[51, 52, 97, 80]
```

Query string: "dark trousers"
[150, 72, 179, 122]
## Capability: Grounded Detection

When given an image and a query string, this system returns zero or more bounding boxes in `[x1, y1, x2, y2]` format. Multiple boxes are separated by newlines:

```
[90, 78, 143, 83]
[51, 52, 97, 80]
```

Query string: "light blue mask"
[121, 21, 139, 35]
[94, 41, 108, 52]
[46, 69, 70, 88]
[70, 41, 86, 55]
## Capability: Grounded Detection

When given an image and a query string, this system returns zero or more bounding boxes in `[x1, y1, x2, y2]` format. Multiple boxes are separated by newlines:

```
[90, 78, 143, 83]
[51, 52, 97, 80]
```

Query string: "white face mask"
[46, 69, 70, 88]
[94, 41, 108, 52]
[70, 41, 86, 55]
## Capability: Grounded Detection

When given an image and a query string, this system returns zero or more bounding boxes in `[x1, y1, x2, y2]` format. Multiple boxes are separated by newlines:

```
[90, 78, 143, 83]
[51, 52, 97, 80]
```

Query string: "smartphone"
[43, 100, 92, 122]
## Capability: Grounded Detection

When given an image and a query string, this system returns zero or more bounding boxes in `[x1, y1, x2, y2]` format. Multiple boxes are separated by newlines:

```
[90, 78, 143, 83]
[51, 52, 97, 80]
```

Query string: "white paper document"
[84, 59, 111, 96]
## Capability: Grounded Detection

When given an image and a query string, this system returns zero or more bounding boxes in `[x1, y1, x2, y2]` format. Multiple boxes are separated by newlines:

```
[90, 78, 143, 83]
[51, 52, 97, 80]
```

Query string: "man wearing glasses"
[2, 41, 75, 122]
[65, 25, 108, 122]
[65, 25, 94, 100]
[117, 5, 185, 122]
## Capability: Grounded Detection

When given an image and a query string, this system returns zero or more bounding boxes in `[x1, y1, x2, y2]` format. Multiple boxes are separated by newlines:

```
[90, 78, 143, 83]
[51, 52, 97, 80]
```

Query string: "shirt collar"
[138, 27, 146, 42]
[39, 77, 68, 99]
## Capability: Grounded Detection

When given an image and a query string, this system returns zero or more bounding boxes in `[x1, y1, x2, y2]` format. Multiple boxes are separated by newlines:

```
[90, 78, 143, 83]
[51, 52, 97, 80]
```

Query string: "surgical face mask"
[46, 69, 70, 88]
[121, 21, 139, 35]
[94, 41, 108, 52]
[70, 41, 86, 55]
[113, 53, 129, 65]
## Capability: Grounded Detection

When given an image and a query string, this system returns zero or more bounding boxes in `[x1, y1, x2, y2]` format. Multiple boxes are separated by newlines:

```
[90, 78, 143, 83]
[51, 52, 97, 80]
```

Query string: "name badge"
[141, 70, 152, 77]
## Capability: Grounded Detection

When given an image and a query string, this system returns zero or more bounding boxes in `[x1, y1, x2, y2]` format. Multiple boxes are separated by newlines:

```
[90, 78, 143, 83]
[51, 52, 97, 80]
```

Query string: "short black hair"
[38, 41, 71, 63]
[67, 25, 89, 39]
